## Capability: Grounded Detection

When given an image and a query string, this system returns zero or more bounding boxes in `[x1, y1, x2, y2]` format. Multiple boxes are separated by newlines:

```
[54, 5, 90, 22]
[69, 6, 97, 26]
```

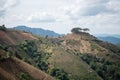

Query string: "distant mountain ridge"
[13, 26, 61, 37]
[97, 36, 120, 45]
[94, 34, 120, 45]
[94, 34, 120, 38]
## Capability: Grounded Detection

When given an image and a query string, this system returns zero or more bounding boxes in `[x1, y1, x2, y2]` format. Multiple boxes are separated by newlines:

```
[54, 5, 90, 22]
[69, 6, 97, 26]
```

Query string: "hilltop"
[0, 26, 120, 80]
[0, 29, 36, 45]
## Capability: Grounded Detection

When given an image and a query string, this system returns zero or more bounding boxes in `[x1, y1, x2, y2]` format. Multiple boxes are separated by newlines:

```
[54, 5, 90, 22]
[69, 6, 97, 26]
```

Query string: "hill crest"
[0, 29, 37, 45]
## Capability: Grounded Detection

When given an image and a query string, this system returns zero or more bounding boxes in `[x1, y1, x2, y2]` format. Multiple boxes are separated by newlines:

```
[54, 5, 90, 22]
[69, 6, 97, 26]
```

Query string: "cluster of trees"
[19, 40, 37, 57]
[0, 45, 13, 60]
[71, 27, 90, 34]
[81, 54, 120, 80]
[0, 25, 7, 31]
[19, 72, 35, 80]
[35, 52, 50, 72]
[19, 40, 50, 71]
[49, 68, 69, 80]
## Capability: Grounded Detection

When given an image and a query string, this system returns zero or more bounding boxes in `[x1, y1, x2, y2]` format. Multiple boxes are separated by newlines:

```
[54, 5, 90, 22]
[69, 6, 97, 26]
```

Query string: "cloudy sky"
[0, 0, 120, 34]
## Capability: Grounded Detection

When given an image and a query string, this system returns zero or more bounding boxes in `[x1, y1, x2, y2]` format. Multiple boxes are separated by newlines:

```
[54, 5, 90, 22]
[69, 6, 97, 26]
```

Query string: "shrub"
[19, 72, 35, 80]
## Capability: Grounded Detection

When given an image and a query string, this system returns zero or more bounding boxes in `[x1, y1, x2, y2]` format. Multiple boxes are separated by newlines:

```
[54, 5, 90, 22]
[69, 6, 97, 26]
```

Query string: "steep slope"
[0, 29, 37, 45]
[57, 32, 120, 80]
[0, 55, 54, 80]
[13, 26, 61, 37]
[31, 33, 103, 80]
[0, 28, 54, 80]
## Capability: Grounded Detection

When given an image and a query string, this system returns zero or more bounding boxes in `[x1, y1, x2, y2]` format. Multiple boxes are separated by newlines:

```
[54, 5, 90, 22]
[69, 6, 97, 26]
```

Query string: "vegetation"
[81, 54, 120, 80]
[19, 72, 35, 80]
[19, 40, 37, 57]
[0, 27, 120, 80]
[71, 27, 89, 34]
[0, 25, 7, 31]
[49, 67, 69, 80]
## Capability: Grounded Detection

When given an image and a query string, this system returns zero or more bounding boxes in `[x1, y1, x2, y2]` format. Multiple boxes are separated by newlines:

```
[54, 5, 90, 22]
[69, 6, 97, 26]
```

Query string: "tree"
[71, 27, 82, 33]
[0, 24, 7, 31]
[49, 68, 69, 80]
[71, 27, 90, 34]
[82, 28, 90, 32]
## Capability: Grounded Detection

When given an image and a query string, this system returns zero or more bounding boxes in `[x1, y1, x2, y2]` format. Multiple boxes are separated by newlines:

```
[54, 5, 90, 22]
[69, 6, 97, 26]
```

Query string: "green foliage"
[95, 40, 120, 55]
[71, 27, 89, 34]
[19, 72, 35, 80]
[34, 52, 51, 72]
[71, 27, 82, 34]
[0, 25, 7, 31]
[0, 56, 5, 61]
[81, 54, 120, 80]
[19, 40, 37, 57]
[0, 45, 8, 51]
[80, 73, 99, 80]
[49, 67, 69, 80]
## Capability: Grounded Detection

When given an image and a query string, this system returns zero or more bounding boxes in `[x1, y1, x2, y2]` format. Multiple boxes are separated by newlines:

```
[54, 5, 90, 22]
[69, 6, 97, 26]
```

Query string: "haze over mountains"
[13, 26, 61, 37]
[95, 34, 120, 45]
[0, 26, 120, 80]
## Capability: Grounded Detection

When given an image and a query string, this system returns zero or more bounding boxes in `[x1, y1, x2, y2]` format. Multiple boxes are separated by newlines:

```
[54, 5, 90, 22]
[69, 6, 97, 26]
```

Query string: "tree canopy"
[71, 27, 90, 34]
[0, 25, 7, 31]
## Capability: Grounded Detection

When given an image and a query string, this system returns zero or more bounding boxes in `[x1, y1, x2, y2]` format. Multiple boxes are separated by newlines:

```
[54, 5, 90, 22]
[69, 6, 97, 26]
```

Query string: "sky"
[0, 0, 120, 34]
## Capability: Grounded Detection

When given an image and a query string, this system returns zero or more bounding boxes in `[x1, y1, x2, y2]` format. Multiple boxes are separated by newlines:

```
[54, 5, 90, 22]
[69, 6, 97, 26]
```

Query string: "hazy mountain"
[97, 36, 120, 45]
[13, 26, 61, 37]
[94, 34, 120, 39]
[94, 34, 120, 45]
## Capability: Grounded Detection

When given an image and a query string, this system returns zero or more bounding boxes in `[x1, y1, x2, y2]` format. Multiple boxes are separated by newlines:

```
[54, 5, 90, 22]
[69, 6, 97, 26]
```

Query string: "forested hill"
[13, 26, 61, 37]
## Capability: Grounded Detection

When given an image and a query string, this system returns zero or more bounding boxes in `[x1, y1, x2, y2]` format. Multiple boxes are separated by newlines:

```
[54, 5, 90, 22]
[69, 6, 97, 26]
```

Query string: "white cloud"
[62, 0, 120, 34]
[1, 0, 120, 34]
[65, 0, 113, 18]
[107, 0, 120, 12]
[27, 12, 57, 23]
[0, 0, 18, 17]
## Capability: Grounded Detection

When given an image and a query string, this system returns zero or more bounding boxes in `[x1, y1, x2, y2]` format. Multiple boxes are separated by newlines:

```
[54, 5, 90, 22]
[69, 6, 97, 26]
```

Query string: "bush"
[19, 72, 35, 80]
[0, 25, 7, 31]
[49, 68, 69, 80]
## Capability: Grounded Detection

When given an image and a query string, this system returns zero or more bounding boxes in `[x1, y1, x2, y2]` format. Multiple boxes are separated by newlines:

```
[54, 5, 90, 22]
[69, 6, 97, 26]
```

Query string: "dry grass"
[0, 30, 37, 45]
[0, 57, 54, 80]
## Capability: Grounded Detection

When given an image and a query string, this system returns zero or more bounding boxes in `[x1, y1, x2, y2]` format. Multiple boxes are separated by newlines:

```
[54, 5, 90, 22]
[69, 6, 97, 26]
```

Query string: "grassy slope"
[0, 29, 54, 80]
[19, 34, 102, 80]
[49, 47, 100, 79]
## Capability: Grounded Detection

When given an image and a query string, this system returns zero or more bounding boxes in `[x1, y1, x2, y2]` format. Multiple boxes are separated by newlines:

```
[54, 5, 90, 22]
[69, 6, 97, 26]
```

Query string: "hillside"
[0, 28, 54, 80]
[50, 32, 120, 80]
[0, 55, 54, 80]
[0, 27, 120, 80]
[13, 26, 61, 37]
[0, 29, 37, 45]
